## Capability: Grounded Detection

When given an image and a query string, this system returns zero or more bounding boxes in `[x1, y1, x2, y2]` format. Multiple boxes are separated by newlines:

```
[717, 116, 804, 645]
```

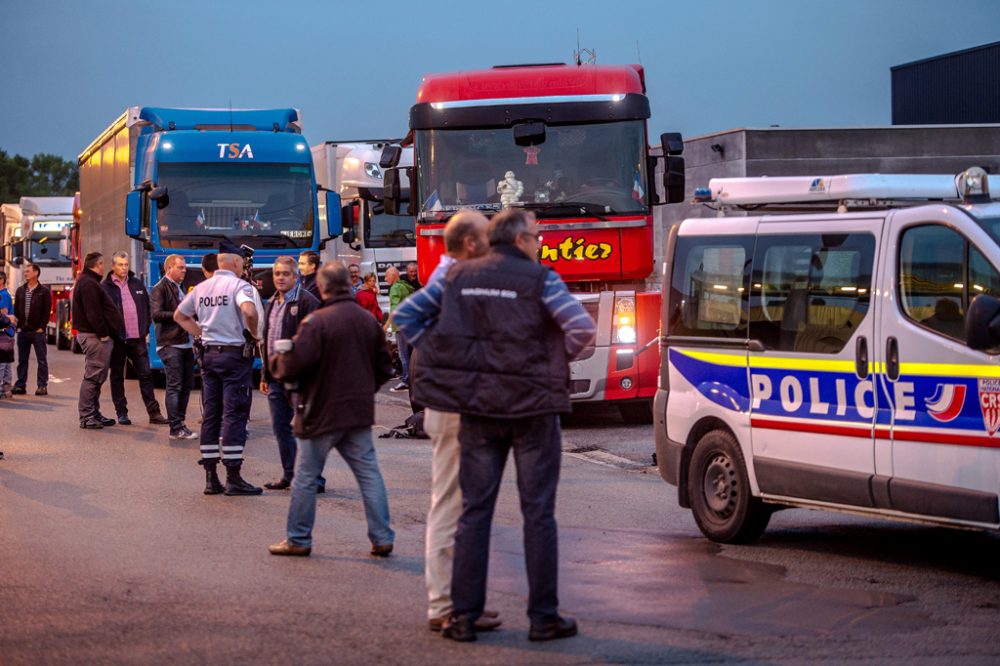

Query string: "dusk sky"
[2, 0, 998, 161]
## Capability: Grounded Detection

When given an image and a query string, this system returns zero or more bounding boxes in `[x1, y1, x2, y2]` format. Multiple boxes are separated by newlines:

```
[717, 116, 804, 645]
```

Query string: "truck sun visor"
[409, 93, 650, 130]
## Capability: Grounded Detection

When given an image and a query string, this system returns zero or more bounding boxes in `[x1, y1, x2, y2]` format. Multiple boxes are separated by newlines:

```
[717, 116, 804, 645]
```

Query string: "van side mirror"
[324, 190, 342, 239]
[126, 190, 143, 238]
[384, 167, 402, 216]
[967, 294, 1000, 350]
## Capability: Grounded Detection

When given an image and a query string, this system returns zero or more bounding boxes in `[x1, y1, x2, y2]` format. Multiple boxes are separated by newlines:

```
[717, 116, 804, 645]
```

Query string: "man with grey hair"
[260, 255, 322, 491]
[175, 252, 262, 496]
[103, 251, 166, 425]
[268, 261, 394, 558]
[393, 208, 595, 642]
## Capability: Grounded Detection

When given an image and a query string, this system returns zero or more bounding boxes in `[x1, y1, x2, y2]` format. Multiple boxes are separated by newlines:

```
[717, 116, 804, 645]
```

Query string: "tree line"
[0, 149, 79, 203]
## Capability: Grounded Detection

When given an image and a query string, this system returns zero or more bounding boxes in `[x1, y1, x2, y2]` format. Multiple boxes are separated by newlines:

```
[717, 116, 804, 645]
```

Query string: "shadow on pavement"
[0, 468, 108, 519]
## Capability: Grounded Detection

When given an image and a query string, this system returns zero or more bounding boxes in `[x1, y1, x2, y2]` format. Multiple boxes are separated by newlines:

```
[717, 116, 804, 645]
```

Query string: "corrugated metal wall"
[892, 42, 1000, 125]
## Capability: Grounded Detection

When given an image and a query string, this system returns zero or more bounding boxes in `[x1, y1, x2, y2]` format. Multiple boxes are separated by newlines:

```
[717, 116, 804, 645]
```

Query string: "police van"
[654, 168, 1000, 543]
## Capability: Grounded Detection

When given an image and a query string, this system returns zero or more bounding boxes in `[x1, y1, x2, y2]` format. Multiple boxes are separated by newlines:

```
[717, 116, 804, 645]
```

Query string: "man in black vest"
[392, 208, 596, 643]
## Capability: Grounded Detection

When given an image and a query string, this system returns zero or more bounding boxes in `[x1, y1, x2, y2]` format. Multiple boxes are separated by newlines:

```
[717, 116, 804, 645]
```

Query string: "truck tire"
[619, 399, 653, 424]
[687, 429, 770, 544]
[56, 311, 71, 350]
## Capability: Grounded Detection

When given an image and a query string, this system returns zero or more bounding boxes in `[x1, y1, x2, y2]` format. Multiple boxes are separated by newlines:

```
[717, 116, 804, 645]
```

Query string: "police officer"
[174, 253, 262, 496]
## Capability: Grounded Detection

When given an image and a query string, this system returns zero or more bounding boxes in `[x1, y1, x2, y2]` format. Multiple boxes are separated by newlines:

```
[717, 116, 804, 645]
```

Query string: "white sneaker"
[390, 382, 409, 392]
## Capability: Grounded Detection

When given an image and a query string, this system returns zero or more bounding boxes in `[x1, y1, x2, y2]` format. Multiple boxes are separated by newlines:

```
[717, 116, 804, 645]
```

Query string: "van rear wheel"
[688, 430, 770, 544]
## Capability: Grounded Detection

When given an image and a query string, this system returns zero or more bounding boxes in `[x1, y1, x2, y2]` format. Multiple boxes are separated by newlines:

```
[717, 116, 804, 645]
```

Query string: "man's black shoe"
[80, 419, 104, 429]
[97, 415, 116, 427]
[117, 415, 132, 425]
[529, 615, 578, 642]
[11, 386, 25, 395]
[149, 414, 170, 425]
[441, 615, 476, 642]
[317, 485, 326, 494]
[264, 478, 291, 490]
[34, 386, 47, 396]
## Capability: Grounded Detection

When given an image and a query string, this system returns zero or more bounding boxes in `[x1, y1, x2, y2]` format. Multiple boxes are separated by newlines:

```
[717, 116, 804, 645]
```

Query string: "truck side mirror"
[341, 204, 358, 244]
[126, 190, 143, 238]
[149, 186, 169, 209]
[324, 190, 342, 239]
[384, 167, 402, 216]
[379, 145, 402, 169]
[967, 294, 1000, 350]
[10, 242, 24, 266]
[660, 132, 685, 204]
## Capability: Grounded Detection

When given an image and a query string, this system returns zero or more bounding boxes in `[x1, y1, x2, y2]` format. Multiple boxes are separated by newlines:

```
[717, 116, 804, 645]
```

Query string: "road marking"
[564, 448, 650, 470]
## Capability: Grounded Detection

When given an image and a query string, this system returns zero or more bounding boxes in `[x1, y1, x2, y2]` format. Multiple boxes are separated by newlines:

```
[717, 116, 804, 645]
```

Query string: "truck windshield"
[29, 237, 71, 265]
[365, 200, 415, 248]
[414, 120, 648, 220]
[156, 162, 315, 249]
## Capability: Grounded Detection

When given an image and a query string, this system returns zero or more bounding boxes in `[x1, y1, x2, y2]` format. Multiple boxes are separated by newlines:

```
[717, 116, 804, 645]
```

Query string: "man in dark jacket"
[267, 261, 394, 558]
[392, 208, 596, 643]
[259, 256, 321, 491]
[103, 252, 167, 425]
[12, 262, 52, 396]
[297, 250, 321, 300]
[151, 254, 197, 439]
[73, 252, 124, 429]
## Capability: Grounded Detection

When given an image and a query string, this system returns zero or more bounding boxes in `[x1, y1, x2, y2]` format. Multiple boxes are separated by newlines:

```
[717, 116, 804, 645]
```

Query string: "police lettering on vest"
[177, 269, 257, 346]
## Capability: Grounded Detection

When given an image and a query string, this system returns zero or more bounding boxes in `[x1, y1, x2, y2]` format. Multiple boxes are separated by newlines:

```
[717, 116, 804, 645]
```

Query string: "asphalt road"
[2, 347, 999, 664]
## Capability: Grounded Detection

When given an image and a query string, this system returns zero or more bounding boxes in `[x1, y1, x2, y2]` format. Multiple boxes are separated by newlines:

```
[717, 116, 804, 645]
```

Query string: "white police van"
[655, 168, 1000, 543]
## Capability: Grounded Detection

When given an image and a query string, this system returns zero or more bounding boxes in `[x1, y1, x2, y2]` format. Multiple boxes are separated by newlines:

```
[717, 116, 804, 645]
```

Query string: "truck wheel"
[687, 429, 770, 544]
[619, 399, 653, 424]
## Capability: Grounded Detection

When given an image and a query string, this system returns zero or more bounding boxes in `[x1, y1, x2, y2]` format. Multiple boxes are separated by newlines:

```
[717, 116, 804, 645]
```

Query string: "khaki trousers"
[424, 407, 462, 620]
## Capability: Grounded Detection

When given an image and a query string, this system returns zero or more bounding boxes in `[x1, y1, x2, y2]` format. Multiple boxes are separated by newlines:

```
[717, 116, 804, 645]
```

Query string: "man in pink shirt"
[102, 251, 167, 425]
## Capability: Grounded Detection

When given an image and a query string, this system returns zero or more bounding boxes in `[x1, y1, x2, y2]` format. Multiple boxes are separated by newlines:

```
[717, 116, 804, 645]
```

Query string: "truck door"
[748, 218, 883, 508]
[877, 206, 1000, 526]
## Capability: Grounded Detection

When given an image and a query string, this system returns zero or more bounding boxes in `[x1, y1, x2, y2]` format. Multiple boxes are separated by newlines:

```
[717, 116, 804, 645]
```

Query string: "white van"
[655, 169, 1000, 543]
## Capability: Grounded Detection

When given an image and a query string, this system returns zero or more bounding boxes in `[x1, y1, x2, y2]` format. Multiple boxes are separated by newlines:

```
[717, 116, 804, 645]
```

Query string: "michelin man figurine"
[497, 170, 524, 207]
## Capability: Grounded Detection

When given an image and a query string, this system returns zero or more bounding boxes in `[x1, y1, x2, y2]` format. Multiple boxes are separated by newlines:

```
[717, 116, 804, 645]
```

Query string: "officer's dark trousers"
[15, 330, 47, 389]
[199, 347, 253, 467]
[451, 413, 562, 625]
[110, 338, 161, 418]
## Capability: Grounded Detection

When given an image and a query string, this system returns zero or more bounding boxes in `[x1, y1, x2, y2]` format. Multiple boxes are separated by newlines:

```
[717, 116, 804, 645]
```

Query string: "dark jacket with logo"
[270, 292, 393, 439]
[14, 282, 52, 333]
[72, 269, 123, 338]
[261, 284, 320, 383]
[102, 271, 152, 340]
[412, 244, 570, 418]
[151, 276, 190, 348]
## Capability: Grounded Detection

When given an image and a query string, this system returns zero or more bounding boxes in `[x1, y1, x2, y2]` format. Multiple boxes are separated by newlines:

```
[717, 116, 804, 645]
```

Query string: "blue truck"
[76, 106, 342, 368]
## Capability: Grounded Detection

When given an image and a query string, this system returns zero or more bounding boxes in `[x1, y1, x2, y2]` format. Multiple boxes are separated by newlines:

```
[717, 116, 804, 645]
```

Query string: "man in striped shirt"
[392, 208, 594, 643]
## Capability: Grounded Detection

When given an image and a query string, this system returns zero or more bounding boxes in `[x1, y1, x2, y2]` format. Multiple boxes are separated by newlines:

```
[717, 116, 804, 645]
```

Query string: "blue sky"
[2, 0, 998, 160]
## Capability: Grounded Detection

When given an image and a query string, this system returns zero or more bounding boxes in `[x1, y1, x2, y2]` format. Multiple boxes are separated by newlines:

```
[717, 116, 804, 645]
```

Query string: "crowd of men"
[1, 208, 597, 644]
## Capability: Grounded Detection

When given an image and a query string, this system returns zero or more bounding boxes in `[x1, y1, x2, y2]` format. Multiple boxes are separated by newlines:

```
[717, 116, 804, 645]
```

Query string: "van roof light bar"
[699, 169, 994, 209]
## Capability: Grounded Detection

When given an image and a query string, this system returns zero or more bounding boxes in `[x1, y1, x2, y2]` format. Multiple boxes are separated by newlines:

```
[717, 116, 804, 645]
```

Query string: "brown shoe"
[268, 539, 311, 557]
[370, 543, 393, 557]
[429, 609, 501, 632]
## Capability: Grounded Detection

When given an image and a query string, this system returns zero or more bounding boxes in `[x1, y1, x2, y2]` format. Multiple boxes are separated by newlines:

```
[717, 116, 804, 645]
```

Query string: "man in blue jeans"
[393, 209, 596, 642]
[13, 262, 51, 396]
[268, 261, 394, 558]
[259, 256, 323, 492]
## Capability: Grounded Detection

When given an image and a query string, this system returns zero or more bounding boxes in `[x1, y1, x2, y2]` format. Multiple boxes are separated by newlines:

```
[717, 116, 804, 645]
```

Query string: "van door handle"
[855, 336, 869, 379]
[886, 336, 900, 381]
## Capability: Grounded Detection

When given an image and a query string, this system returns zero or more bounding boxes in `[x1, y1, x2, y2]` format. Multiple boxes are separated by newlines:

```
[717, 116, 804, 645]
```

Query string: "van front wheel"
[688, 430, 770, 544]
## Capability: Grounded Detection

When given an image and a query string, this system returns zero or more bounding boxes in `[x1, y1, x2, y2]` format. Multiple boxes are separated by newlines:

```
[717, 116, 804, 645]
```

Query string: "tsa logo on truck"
[217, 143, 254, 159]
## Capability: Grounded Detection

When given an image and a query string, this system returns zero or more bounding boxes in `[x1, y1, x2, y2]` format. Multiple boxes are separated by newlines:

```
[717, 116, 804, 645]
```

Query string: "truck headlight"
[612, 295, 636, 344]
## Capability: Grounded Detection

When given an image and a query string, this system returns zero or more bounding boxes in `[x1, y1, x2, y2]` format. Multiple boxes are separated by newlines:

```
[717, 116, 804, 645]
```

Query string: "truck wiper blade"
[512, 201, 614, 221]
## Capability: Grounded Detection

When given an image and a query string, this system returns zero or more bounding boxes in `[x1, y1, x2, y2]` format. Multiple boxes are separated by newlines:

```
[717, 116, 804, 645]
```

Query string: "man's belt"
[204, 344, 243, 353]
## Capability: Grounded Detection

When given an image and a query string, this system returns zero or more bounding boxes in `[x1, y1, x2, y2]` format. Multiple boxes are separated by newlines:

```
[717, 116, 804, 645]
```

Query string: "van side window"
[750, 233, 875, 353]
[899, 224, 1000, 343]
[669, 236, 752, 338]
